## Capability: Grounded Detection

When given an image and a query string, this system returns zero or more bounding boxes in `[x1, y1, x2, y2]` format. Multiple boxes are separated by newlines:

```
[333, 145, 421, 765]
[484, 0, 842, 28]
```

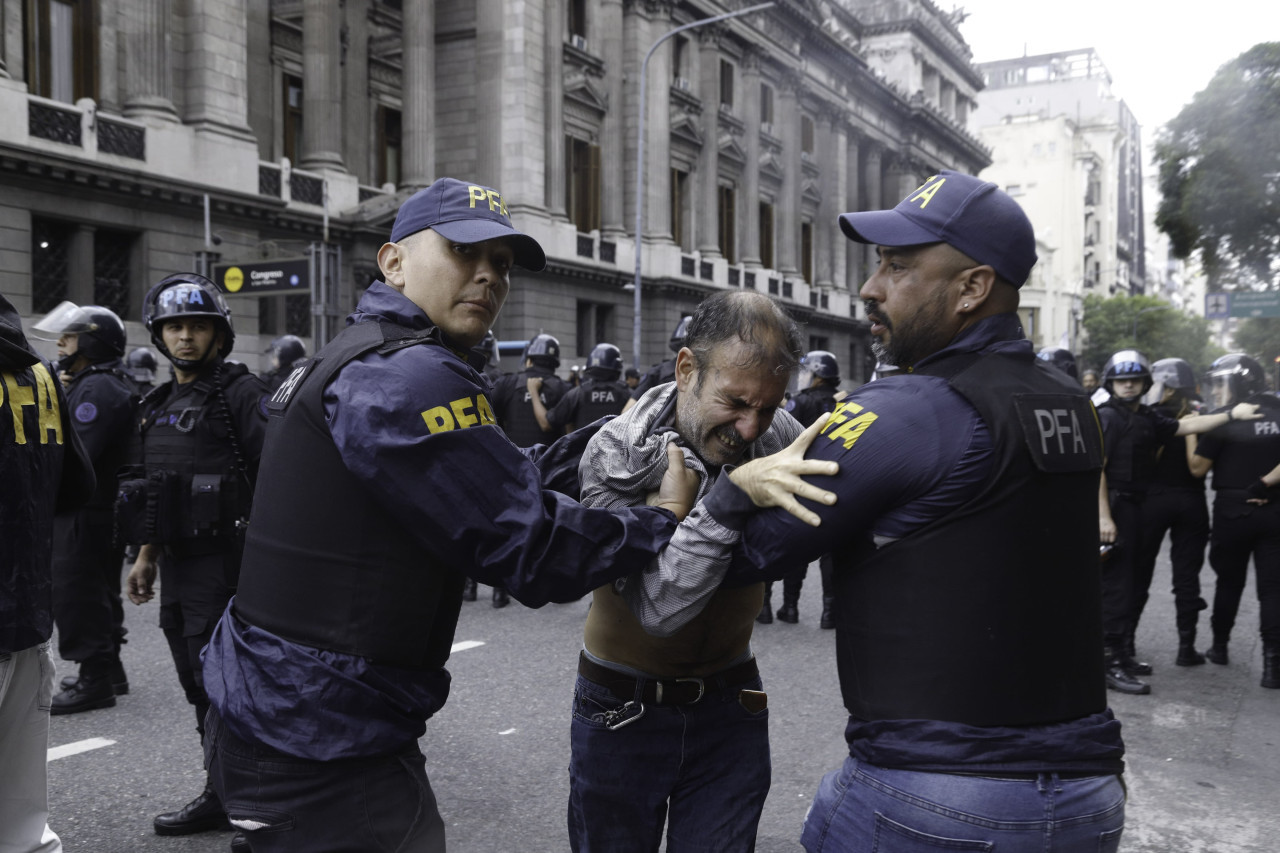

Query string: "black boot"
[1104, 647, 1150, 695]
[1262, 644, 1280, 690]
[776, 595, 800, 624]
[153, 780, 230, 836]
[51, 660, 117, 715]
[230, 831, 252, 852]
[492, 585, 509, 609]
[1205, 635, 1230, 666]
[461, 578, 477, 602]
[757, 584, 773, 624]
[819, 596, 835, 630]
[60, 658, 128, 695]
[1121, 632, 1153, 676]
[1175, 630, 1205, 666]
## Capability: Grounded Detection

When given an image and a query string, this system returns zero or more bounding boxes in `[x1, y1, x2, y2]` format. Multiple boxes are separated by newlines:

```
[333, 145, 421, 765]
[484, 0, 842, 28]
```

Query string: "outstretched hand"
[651, 440, 701, 521]
[728, 414, 839, 527]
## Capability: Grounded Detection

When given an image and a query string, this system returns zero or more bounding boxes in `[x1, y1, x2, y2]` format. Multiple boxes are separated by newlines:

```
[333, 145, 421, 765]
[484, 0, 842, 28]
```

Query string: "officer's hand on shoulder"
[1231, 402, 1263, 422]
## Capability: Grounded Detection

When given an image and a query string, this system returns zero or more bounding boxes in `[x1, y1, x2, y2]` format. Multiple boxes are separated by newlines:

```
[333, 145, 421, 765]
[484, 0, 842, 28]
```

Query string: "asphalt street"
[45, 544, 1279, 852]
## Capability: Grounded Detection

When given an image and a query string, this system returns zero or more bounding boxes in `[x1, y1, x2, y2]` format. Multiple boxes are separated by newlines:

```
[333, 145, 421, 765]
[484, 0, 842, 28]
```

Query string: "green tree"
[1080, 294, 1223, 373]
[1154, 42, 1280, 289]
[1232, 317, 1280, 367]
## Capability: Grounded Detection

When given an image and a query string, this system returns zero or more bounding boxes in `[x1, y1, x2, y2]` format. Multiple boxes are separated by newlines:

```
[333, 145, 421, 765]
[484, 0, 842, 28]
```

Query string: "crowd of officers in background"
[8, 285, 1280, 847]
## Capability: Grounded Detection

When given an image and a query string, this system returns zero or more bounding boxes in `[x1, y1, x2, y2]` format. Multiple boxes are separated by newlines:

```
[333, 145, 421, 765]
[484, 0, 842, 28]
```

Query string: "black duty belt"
[577, 651, 759, 706]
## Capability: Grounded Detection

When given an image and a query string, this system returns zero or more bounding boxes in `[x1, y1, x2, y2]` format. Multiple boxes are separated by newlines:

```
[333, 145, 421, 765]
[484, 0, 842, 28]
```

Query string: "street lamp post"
[630, 2, 775, 371]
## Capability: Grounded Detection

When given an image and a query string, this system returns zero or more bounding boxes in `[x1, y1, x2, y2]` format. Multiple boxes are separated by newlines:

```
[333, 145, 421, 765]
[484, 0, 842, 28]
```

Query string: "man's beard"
[864, 294, 951, 369]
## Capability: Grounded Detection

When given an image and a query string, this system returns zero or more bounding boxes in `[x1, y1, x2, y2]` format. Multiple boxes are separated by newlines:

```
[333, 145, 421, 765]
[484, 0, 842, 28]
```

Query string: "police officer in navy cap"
[31, 302, 136, 714]
[490, 332, 570, 449]
[1096, 349, 1255, 694]
[1188, 353, 1280, 687]
[547, 342, 629, 434]
[120, 273, 269, 838]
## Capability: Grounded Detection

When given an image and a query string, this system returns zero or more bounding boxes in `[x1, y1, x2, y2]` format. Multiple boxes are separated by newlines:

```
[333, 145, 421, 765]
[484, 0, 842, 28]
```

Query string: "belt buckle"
[656, 676, 704, 705]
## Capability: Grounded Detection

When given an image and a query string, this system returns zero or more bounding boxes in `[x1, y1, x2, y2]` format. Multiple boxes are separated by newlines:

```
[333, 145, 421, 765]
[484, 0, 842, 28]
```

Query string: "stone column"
[474, 1, 503, 186]
[862, 142, 882, 278]
[831, 117, 848, 290]
[67, 226, 95, 307]
[814, 106, 837, 288]
[181, 0, 253, 138]
[122, 0, 177, 121]
[844, 127, 861, 288]
[695, 25, 723, 258]
[300, 0, 346, 172]
[600, 0, 626, 235]
[642, 2, 673, 243]
[544, 0, 567, 217]
[400, 0, 435, 188]
[739, 47, 762, 267]
[776, 69, 802, 276]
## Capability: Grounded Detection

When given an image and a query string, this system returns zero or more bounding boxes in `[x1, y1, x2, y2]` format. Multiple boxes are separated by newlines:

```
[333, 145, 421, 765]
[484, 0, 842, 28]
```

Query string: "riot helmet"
[669, 315, 693, 354]
[1203, 353, 1267, 410]
[267, 334, 308, 371]
[524, 333, 561, 370]
[143, 273, 235, 369]
[472, 330, 500, 370]
[1143, 357, 1200, 407]
[1102, 349, 1152, 400]
[800, 350, 840, 384]
[1036, 346, 1078, 379]
[585, 342, 623, 380]
[125, 347, 158, 384]
[32, 301, 126, 370]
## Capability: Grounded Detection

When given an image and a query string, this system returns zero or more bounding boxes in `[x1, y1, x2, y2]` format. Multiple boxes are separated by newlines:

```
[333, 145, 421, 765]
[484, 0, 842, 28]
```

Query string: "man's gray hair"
[684, 291, 802, 386]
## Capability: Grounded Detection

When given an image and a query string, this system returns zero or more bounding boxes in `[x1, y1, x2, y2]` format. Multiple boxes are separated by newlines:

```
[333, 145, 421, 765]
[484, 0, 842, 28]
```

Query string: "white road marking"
[48, 737, 116, 762]
[499, 728, 516, 735]
[451, 640, 485, 653]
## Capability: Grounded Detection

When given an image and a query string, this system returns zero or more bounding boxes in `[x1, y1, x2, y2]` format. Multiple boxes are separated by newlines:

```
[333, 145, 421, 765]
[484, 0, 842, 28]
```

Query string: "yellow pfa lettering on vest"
[821, 400, 879, 450]
[908, 175, 945, 209]
[421, 394, 496, 434]
[468, 186, 510, 218]
[2, 362, 63, 446]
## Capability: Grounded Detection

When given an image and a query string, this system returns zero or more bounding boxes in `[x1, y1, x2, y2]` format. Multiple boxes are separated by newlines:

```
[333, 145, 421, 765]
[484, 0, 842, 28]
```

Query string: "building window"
[283, 75, 304, 164]
[31, 218, 73, 314]
[93, 228, 133, 319]
[576, 301, 612, 357]
[758, 202, 774, 269]
[760, 83, 774, 127]
[568, 0, 587, 38]
[801, 115, 815, 155]
[800, 220, 813, 283]
[565, 137, 601, 233]
[671, 168, 691, 252]
[717, 185, 736, 264]
[809, 335, 829, 352]
[673, 37, 688, 81]
[25, 0, 99, 103]
[719, 59, 734, 111]
[375, 105, 402, 188]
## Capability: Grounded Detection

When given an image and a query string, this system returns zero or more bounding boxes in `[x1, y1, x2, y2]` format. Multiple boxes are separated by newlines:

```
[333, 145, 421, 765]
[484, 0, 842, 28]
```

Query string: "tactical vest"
[234, 320, 465, 669]
[1099, 401, 1159, 489]
[69, 362, 137, 508]
[790, 384, 838, 427]
[133, 362, 249, 547]
[834, 352, 1107, 727]
[575, 378, 629, 425]
[494, 369, 565, 448]
[1151, 402, 1203, 490]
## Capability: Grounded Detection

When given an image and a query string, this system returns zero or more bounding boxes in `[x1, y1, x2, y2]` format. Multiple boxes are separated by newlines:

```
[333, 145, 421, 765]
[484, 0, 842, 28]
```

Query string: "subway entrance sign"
[212, 258, 310, 295]
[1206, 291, 1280, 319]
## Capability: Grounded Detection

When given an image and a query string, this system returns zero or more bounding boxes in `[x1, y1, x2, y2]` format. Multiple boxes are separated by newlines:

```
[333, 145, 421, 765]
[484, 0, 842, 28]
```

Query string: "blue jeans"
[801, 757, 1125, 852]
[204, 707, 445, 853]
[567, 671, 771, 852]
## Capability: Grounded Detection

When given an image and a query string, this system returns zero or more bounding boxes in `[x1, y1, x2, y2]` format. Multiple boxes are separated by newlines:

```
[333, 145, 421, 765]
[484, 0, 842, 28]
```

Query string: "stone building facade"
[0, 0, 988, 384]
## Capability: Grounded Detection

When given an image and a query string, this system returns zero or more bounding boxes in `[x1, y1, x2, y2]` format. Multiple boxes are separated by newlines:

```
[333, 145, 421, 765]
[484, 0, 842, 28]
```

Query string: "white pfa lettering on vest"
[1034, 408, 1087, 456]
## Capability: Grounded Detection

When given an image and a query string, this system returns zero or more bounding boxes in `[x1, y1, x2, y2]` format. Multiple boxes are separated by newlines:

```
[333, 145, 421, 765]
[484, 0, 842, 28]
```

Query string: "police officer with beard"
[120, 273, 268, 838]
[491, 333, 569, 448]
[1136, 358, 1212, 666]
[547, 342, 629, 433]
[31, 302, 136, 714]
[1096, 350, 1259, 694]
[1188, 353, 1280, 687]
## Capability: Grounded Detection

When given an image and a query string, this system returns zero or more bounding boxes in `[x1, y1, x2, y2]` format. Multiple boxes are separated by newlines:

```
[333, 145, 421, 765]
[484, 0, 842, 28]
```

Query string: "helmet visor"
[1205, 373, 1239, 411]
[31, 301, 93, 340]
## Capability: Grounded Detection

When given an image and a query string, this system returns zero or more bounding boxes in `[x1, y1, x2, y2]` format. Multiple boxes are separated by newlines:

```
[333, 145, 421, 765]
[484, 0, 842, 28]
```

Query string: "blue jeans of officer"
[801, 757, 1125, 852]
[567, 670, 770, 852]
[204, 707, 445, 853]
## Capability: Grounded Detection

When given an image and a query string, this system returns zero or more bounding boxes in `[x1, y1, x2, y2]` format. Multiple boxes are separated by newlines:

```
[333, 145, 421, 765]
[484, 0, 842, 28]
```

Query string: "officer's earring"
[963, 302, 970, 309]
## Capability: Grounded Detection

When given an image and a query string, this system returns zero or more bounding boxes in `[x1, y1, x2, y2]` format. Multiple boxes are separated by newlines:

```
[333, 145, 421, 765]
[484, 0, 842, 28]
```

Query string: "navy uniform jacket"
[64, 359, 136, 509]
[0, 296, 94, 652]
[203, 282, 679, 760]
[727, 314, 1124, 771]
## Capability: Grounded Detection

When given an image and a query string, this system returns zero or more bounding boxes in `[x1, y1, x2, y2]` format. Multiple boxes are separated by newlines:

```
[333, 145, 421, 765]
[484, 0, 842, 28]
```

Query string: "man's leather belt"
[577, 651, 758, 706]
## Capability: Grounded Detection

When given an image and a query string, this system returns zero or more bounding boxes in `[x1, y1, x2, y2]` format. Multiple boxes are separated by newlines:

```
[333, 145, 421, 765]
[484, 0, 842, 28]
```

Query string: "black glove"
[1246, 479, 1275, 500]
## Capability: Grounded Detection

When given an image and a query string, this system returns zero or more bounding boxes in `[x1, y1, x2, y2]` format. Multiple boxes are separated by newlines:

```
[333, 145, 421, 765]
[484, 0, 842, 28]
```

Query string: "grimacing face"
[674, 338, 790, 468]
[378, 229, 514, 349]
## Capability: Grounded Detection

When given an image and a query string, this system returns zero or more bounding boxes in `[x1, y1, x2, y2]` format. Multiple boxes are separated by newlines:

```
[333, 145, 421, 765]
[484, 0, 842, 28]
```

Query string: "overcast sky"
[953, 0, 1280, 137]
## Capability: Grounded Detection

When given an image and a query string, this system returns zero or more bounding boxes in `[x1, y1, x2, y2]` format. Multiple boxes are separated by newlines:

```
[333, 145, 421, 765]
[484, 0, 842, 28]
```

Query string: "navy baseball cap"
[838, 170, 1037, 287]
[390, 177, 547, 271]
